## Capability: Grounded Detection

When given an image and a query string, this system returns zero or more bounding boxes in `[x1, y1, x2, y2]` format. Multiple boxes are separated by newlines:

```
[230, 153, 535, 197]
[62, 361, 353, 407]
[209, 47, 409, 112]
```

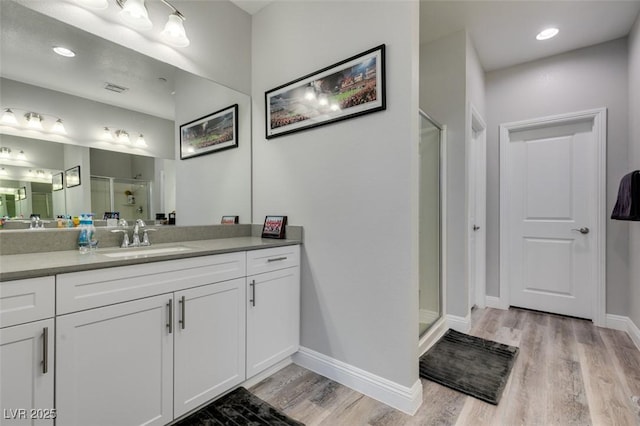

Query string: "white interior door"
[500, 110, 605, 320]
[468, 107, 486, 310]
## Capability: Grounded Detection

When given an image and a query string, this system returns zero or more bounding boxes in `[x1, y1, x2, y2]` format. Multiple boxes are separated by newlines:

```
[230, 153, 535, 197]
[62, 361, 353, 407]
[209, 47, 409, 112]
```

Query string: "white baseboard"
[606, 314, 640, 351]
[419, 316, 448, 357]
[293, 347, 422, 415]
[485, 296, 508, 310]
[446, 313, 471, 333]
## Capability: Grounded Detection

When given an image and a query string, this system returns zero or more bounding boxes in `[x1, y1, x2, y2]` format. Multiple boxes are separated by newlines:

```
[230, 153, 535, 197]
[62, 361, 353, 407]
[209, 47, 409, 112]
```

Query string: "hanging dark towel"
[611, 170, 640, 221]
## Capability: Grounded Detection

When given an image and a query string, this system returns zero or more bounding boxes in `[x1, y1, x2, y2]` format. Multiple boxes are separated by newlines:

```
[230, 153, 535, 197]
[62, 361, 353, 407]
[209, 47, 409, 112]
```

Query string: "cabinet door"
[0, 319, 54, 426]
[56, 294, 173, 426]
[174, 278, 246, 418]
[246, 267, 300, 378]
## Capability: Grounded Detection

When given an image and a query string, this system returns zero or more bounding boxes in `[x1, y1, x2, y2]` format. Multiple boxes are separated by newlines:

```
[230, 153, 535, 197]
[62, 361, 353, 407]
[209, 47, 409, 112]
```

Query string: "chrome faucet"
[30, 216, 42, 229]
[132, 219, 145, 247]
[111, 219, 131, 248]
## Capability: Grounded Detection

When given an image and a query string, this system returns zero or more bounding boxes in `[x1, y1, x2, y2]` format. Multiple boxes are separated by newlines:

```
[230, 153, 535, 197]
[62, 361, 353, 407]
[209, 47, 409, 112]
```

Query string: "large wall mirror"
[0, 1, 251, 225]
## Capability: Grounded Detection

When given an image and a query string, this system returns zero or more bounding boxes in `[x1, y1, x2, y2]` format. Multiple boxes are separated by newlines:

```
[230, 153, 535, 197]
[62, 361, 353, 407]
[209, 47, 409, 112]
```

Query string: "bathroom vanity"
[0, 234, 300, 426]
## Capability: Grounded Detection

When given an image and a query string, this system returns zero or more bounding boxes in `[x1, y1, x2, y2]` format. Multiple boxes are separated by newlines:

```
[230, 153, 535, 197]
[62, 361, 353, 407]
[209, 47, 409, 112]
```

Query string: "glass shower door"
[418, 111, 443, 337]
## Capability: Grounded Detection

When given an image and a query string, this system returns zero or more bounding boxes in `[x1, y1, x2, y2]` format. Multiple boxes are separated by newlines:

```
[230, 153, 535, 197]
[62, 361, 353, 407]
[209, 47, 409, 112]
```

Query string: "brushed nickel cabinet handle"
[42, 327, 48, 374]
[267, 257, 287, 263]
[167, 299, 173, 334]
[179, 296, 186, 330]
[249, 280, 256, 307]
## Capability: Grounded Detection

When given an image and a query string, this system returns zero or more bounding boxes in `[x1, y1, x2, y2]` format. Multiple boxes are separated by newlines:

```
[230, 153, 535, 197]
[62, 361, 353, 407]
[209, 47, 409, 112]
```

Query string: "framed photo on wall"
[265, 44, 386, 139]
[17, 186, 26, 200]
[65, 166, 81, 188]
[52, 172, 63, 191]
[180, 104, 239, 159]
[261, 215, 288, 239]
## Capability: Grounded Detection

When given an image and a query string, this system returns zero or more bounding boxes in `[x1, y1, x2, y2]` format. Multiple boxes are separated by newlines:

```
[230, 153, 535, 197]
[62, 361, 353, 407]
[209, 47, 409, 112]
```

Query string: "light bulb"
[52, 119, 66, 134]
[161, 13, 190, 47]
[1, 109, 18, 125]
[25, 113, 43, 130]
[135, 134, 147, 147]
[318, 94, 328, 106]
[119, 0, 152, 30]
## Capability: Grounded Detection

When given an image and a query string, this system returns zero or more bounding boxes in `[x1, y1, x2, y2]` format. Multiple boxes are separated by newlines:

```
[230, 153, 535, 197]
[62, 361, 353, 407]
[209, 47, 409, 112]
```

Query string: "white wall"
[174, 72, 252, 225]
[486, 38, 630, 315]
[63, 144, 91, 215]
[419, 31, 471, 318]
[252, 0, 420, 391]
[628, 14, 640, 329]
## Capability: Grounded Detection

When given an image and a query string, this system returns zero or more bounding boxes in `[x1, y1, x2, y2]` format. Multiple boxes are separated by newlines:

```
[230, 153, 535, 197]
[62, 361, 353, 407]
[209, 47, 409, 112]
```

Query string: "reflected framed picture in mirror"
[180, 104, 239, 160]
[17, 187, 26, 200]
[221, 215, 239, 224]
[65, 166, 81, 188]
[261, 215, 287, 239]
[52, 172, 63, 191]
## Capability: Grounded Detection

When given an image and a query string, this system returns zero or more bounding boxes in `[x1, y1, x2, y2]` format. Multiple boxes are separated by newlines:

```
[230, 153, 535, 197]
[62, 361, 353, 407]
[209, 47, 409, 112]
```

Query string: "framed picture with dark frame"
[261, 215, 288, 239]
[65, 165, 81, 188]
[17, 186, 26, 200]
[180, 104, 239, 160]
[221, 215, 239, 224]
[52, 172, 63, 191]
[265, 44, 386, 139]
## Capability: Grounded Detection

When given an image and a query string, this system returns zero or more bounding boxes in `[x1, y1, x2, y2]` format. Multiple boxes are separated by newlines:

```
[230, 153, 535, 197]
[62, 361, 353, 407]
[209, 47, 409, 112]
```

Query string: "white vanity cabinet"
[173, 278, 246, 418]
[56, 294, 173, 426]
[246, 245, 300, 378]
[0, 277, 55, 426]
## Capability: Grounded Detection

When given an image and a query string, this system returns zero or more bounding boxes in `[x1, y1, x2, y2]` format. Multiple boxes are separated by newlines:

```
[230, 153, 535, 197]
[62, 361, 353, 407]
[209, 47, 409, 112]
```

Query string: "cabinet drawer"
[57, 252, 245, 314]
[0, 276, 55, 328]
[246, 245, 300, 276]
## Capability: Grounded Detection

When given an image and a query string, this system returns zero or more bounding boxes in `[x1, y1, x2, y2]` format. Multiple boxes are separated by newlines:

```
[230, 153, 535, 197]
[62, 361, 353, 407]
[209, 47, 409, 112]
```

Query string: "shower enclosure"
[91, 176, 151, 221]
[418, 111, 444, 338]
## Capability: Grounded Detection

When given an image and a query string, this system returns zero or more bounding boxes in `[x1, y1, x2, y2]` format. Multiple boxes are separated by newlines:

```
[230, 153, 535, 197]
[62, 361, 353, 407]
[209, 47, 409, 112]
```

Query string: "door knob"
[571, 227, 590, 234]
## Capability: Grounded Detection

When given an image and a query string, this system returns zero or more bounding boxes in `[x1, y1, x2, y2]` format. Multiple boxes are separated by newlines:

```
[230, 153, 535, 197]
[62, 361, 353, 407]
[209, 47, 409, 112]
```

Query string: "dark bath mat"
[419, 329, 519, 405]
[174, 387, 304, 426]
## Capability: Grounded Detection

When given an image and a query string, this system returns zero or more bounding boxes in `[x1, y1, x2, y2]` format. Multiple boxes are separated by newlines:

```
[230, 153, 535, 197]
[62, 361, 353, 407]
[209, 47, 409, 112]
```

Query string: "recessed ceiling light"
[536, 28, 559, 41]
[53, 46, 76, 57]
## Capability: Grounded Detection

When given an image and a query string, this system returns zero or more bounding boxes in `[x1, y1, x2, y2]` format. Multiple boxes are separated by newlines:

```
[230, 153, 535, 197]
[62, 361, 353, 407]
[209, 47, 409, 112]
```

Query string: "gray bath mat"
[419, 329, 519, 405]
[174, 387, 304, 426]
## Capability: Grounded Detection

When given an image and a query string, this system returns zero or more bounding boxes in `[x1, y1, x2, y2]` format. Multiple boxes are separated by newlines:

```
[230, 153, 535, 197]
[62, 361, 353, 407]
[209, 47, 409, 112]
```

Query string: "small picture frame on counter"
[261, 215, 287, 239]
[221, 215, 239, 224]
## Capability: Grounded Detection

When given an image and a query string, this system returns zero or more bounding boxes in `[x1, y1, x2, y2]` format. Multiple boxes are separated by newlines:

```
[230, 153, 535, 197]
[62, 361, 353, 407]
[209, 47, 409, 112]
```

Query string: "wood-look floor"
[250, 308, 640, 426]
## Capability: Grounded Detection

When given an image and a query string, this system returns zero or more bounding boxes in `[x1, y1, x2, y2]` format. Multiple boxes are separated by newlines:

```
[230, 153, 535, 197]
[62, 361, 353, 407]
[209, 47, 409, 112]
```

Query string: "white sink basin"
[101, 246, 192, 258]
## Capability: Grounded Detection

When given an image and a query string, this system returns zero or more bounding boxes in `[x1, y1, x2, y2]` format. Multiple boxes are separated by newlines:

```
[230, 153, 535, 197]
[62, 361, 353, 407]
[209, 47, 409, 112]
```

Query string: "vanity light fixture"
[25, 113, 43, 130]
[17, 151, 27, 161]
[52, 119, 67, 135]
[135, 134, 147, 147]
[115, 129, 131, 144]
[1, 109, 18, 125]
[102, 127, 115, 141]
[536, 27, 559, 41]
[117, 0, 152, 30]
[161, 10, 189, 47]
[0, 168, 7, 176]
[0, 148, 11, 159]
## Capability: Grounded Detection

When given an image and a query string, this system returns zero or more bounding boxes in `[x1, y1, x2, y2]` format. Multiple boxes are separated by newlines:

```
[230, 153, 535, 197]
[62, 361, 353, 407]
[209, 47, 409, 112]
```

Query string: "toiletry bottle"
[78, 214, 89, 253]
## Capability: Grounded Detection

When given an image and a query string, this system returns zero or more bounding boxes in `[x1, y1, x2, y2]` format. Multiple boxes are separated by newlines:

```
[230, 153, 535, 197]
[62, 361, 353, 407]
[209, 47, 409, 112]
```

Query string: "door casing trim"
[498, 108, 607, 326]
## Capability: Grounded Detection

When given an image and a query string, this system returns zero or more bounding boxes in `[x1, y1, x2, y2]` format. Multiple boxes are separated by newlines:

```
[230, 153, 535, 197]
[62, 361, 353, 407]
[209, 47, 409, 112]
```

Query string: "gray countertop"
[0, 237, 301, 281]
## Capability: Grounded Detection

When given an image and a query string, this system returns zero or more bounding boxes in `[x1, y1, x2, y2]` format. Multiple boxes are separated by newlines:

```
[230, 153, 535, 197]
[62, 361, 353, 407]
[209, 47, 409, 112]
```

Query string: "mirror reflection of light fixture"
[115, 129, 130, 144]
[25, 112, 43, 130]
[0, 168, 7, 176]
[1, 108, 17, 125]
[135, 134, 147, 147]
[17, 150, 26, 161]
[0, 147, 11, 159]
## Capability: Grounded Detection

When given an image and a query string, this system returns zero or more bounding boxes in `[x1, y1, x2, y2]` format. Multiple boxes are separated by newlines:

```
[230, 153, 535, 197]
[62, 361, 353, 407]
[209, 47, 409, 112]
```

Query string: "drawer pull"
[267, 257, 287, 263]
[249, 280, 256, 307]
[42, 327, 48, 374]
[179, 296, 186, 330]
[167, 299, 173, 334]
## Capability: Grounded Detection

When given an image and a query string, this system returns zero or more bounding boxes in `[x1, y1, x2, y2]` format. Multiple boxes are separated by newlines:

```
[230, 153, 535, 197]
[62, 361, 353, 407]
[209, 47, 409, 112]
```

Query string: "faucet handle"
[111, 229, 131, 248]
[118, 219, 128, 228]
[141, 228, 156, 246]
